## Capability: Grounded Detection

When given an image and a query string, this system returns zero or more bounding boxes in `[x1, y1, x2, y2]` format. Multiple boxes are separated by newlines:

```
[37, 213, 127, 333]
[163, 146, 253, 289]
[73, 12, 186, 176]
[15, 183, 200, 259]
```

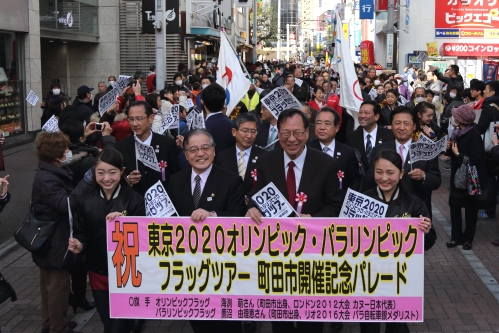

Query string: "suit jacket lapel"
[244, 147, 259, 182]
[227, 146, 238, 174]
[357, 128, 366, 154]
[375, 128, 385, 146]
[184, 169, 196, 213]
[271, 150, 288, 199]
[298, 151, 317, 199]
[199, 166, 220, 211]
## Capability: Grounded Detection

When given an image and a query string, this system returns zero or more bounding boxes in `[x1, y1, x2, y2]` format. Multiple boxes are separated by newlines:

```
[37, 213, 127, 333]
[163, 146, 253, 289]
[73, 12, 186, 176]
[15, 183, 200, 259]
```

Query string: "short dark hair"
[360, 100, 381, 115]
[317, 107, 341, 126]
[201, 83, 226, 112]
[183, 128, 215, 150]
[425, 89, 435, 97]
[58, 105, 88, 127]
[373, 149, 403, 171]
[449, 65, 460, 75]
[150, 64, 156, 72]
[486, 81, 499, 96]
[129, 100, 154, 117]
[385, 89, 400, 99]
[461, 88, 474, 101]
[233, 113, 258, 130]
[173, 72, 183, 81]
[415, 101, 436, 115]
[134, 71, 146, 80]
[145, 93, 161, 109]
[59, 118, 84, 144]
[277, 108, 310, 131]
[390, 106, 416, 124]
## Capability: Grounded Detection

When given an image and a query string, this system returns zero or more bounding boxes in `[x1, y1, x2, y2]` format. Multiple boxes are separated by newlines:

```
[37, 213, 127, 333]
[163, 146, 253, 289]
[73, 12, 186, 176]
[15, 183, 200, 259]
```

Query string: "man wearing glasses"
[167, 128, 245, 333]
[246, 108, 342, 333]
[405, 86, 427, 110]
[114, 100, 180, 196]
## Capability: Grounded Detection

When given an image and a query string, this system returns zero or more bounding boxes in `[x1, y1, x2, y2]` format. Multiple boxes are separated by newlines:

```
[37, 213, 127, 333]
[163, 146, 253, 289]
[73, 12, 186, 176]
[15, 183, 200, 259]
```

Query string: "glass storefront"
[0, 31, 25, 137]
[40, 0, 99, 35]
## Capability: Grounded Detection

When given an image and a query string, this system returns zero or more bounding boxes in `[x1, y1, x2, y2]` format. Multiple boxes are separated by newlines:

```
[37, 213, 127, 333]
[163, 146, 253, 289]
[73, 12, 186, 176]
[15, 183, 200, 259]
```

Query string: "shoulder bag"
[14, 204, 57, 253]
[0, 272, 17, 304]
[454, 156, 469, 190]
[484, 103, 499, 153]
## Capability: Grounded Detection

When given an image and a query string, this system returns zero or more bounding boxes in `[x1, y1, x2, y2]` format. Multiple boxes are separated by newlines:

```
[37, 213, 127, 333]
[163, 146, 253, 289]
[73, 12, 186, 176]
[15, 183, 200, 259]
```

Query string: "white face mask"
[374, 80, 380, 86]
[201, 84, 208, 90]
[58, 150, 73, 166]
[52, 89, 60, 96]
[449, 92, 457, 98]
[108, 81, 116, 87]
[397, 79, 402, 84]
[175, 80, 182, 86]
[416, 97, 426, 103]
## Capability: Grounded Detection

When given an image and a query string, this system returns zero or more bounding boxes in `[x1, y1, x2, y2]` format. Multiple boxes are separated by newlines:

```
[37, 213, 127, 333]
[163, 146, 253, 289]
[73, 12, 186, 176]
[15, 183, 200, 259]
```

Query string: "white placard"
[339, 188, 388, 218]
[135, 138, 160, 171]
[260, 87, 302, 120]
[186, 109, 196, 129]
[119, 75, 132, 80]
[255, 86, 264, 94]
[26, 90, 39, 106]
[398, 95, 408, 106]
[294, 78, 303, 87]
[145, 181, 177, 217]
[410, 135, 448, 163]
[42, 115, 59, 133]
[251, 182, 296, 217]
[185, 98, 194, 109]
[416, 52, 429, 63]
[417, 132, 434, 143]
[368, 88, 378, 100]
[98, 76, 132, 115]
[191, 111, 205, 129]
[159, 105, 180, 134]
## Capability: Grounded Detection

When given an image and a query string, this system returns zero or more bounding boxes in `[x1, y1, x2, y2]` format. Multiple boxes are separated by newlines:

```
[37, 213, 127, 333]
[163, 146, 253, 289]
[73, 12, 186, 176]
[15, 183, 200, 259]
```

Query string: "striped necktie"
[237, 151, 246, 179]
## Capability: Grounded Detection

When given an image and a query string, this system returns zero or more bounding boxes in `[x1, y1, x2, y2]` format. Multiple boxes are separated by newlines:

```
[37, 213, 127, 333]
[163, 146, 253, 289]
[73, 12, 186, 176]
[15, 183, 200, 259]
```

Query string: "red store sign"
[436, 0, 499, 30]
[376, 0, 398, 11]
[442, 43, 499, 56]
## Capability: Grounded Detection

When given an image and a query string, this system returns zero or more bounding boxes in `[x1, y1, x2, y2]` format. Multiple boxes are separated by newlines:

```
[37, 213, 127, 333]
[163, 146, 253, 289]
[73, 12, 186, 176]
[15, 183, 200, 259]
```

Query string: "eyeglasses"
[279, 130, 306, 138]
[127, 116, 148, 123]
[238, 129, 258, 135]
[415, 94, 425, 98]
[184, 144, 215, 154]
[316, 121, 334, 127]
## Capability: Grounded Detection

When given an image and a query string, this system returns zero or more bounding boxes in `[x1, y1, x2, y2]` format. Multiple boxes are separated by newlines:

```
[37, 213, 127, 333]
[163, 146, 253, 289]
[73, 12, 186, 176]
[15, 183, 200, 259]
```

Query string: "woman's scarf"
[450, 124, 474, 143]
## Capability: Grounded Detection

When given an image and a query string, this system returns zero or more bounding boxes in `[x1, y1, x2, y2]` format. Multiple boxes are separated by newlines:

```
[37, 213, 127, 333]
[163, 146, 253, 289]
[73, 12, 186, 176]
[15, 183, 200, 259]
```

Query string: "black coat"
[205, 113, 236, 154]
[31, 162, 92, 269]
[447, 126, 488, 207]
[379, 105, 396, 127]
[74, 184, 145, 275]
[364, 187, 437, 251]
[248, 147, 343, 217]
[364, 140, 442, 218]
[214, 145, 267, 195]
[115, 133, 180, 197]
[476, 95, 499, 135]
[73, 98, 94, 119]
[345, 126, 395, 173]
[307, 139, 361, 192]
[168, 164, 246, 217]
[67, 144, 99, 187]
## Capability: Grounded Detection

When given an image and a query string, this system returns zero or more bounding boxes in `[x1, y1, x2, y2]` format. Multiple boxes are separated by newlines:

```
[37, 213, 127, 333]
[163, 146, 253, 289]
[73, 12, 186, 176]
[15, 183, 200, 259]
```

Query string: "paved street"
[1, 142, 499, 332]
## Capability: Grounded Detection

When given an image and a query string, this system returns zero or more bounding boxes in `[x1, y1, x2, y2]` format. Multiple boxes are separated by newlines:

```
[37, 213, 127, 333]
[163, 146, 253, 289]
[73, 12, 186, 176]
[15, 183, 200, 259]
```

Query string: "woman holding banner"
[68, 149, 145, 333]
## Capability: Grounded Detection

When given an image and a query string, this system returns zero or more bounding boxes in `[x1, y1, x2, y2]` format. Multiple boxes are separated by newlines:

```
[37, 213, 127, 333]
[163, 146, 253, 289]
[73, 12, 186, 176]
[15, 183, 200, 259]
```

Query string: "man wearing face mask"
[73, 85, 94, 119]
[173, 72, 190, 94]
[405, 87, 427, 110]
[105, 76, 117, 92]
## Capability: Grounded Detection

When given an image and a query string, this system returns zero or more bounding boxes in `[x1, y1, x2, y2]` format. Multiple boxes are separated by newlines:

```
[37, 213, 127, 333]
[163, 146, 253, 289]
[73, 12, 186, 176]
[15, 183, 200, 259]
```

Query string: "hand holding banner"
[99, 76, 132, 115]
[145, 181, 178, 217]
[410, 135, 448, 163]
[159, 105, 180, 134]
[339, 188, 388, 218]
[251, 182, 297, 217]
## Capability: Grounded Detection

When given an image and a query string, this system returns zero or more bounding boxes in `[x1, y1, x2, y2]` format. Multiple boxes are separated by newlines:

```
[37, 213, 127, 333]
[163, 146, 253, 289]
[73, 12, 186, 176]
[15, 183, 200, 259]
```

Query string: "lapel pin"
[211, 193, 215, 197]
[252, 159, 257, 163]
[207, 197, 212, 201]
[155, 145, 160, 153]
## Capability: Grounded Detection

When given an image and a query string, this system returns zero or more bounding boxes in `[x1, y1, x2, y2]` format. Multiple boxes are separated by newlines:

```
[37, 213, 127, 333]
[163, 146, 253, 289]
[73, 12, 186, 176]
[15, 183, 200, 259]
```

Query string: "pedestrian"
[446, 104, 487, 250]
[41, 80, 68, 126]
[68, 149, 145, 333]
[73, 85, 94, 119]
[414, 102, 443, 141]
[489, 123, 499, 246]
[379, 89, 399, 127]
[32, 131, 93, 333]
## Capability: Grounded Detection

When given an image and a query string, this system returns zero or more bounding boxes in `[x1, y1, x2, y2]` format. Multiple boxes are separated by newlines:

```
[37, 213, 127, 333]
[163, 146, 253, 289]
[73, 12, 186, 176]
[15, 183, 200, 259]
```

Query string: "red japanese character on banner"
[112, 221, 142, 288]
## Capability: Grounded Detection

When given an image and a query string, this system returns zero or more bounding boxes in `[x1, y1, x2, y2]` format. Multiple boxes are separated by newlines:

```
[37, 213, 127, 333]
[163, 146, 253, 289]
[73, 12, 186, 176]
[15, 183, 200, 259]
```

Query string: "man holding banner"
[167, 128, 245, 333]
[115, 101, 180, 197]
[246, 109, 342, 333]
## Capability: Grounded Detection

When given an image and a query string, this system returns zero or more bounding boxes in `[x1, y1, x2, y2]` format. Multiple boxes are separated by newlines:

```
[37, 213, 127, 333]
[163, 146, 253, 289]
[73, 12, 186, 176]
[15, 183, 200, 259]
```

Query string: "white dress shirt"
[319, 140, 336, 158]
[395, 139, 412, 165]
[134, 130, 153, 146]
[363, 125, 378, 150]
[205, 111, 222, 121]
[235, 146, 252, 168]
[283, 146, 308, 191]
[191, 164, 213, 195]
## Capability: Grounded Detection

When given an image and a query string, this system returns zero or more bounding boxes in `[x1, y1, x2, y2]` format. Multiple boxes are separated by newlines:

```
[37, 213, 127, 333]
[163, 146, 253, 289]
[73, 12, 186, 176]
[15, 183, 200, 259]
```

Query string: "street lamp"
[287, 19, 324, 61]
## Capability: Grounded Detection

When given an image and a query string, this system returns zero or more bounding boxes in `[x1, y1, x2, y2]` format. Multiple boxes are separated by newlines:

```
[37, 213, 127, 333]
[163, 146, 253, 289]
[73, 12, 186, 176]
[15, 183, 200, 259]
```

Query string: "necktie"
[366, 134, 373, 162]
[237, 151, 246, 179]
[287, 161, 296, 207]
[323, 146, 329, 153]
[399, 145, 405, 166]
[268, 127, 277, 145]
[193, 175, 201, 208]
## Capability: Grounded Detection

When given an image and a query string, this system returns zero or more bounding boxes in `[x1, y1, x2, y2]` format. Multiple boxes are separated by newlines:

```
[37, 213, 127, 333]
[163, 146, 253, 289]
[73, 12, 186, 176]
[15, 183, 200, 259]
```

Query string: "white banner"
[398, 95, 408, 106]
[135, 138, 160, 171]
[42, 115, 59, 133]
[339, 188, 388, 218]
[26, 90, 39, 106]
[260, 87, 302, 120]
[159, 105, 180, 134]
[294, 78, 303, 87]
[410, 135, 448, 163]
[191, 111, 205, 129]
[369, 88, 378, 100]
[185, 98, 194, 109]
[251, 182, 297, 217]
[145, 181, 177, 217]
[99, 76, 132, 115]
[417, 132, 434, 143]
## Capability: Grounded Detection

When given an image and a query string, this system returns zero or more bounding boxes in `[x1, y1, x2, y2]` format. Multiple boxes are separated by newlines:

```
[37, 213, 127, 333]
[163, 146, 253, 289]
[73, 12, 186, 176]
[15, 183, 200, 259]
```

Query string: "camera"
[95, 123, 103, 131]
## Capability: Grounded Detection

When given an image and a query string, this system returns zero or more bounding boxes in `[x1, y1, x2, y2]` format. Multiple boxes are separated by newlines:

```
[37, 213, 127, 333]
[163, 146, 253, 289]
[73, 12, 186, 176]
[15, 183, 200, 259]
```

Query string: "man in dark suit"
[246, 109, 343, 333]
[307, 107, 361, 192]
[346, 101, 395, 174]
[364, 107, 442, 218]
[254, 103, 280, 150]
[167, 128, 245, 333]
[215, 113, 266, 197]
[201, 83, 235, 153]
[115, 101, 180, 197]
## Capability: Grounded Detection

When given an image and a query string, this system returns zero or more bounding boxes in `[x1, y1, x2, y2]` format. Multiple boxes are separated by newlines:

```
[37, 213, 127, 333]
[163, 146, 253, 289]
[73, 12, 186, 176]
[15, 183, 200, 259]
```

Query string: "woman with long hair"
[414, 101, 442, 141]
[68, 149, 145, 332]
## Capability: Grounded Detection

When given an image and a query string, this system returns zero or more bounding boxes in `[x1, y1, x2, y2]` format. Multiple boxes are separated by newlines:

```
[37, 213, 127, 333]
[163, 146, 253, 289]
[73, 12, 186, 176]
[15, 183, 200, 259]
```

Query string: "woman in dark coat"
[414, 102, 443, 141]
[446, 104, 487, 250]
[378, 89, 399, 127]
[31, 131, 92, 333]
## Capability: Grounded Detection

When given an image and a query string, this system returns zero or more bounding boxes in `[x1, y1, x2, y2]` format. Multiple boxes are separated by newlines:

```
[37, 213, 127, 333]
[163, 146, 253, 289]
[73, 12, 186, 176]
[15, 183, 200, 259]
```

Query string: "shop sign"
[442, 43, 499, 56]
[376, 0, 398, 11]
[39, 11, 74, 28]
[359, 0, 374, 20]
[435, 0, 499, 37]
[142, 0, 180, 34]
[435, 28, 460, 38]
[460, 29, 484, 37]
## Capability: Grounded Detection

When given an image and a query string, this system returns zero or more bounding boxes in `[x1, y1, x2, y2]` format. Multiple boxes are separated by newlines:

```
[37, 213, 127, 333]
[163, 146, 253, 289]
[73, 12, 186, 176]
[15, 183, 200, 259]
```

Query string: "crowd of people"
[9, 58, 499, 333]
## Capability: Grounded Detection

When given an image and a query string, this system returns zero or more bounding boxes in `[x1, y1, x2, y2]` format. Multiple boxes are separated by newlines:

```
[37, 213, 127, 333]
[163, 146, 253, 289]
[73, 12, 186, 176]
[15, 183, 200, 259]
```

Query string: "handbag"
[454, 156, 468, 189]
[483, 103, 499, 153]
[14, 204, 57, 253]
[467, 162, 482, 196]
[0, 272, 17, 304]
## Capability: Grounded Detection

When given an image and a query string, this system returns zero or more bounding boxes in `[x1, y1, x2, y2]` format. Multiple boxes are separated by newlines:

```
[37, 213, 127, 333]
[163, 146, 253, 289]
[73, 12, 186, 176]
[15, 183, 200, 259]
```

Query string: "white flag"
[216, 31, 251, 117]
[333, 11, 363, 129]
